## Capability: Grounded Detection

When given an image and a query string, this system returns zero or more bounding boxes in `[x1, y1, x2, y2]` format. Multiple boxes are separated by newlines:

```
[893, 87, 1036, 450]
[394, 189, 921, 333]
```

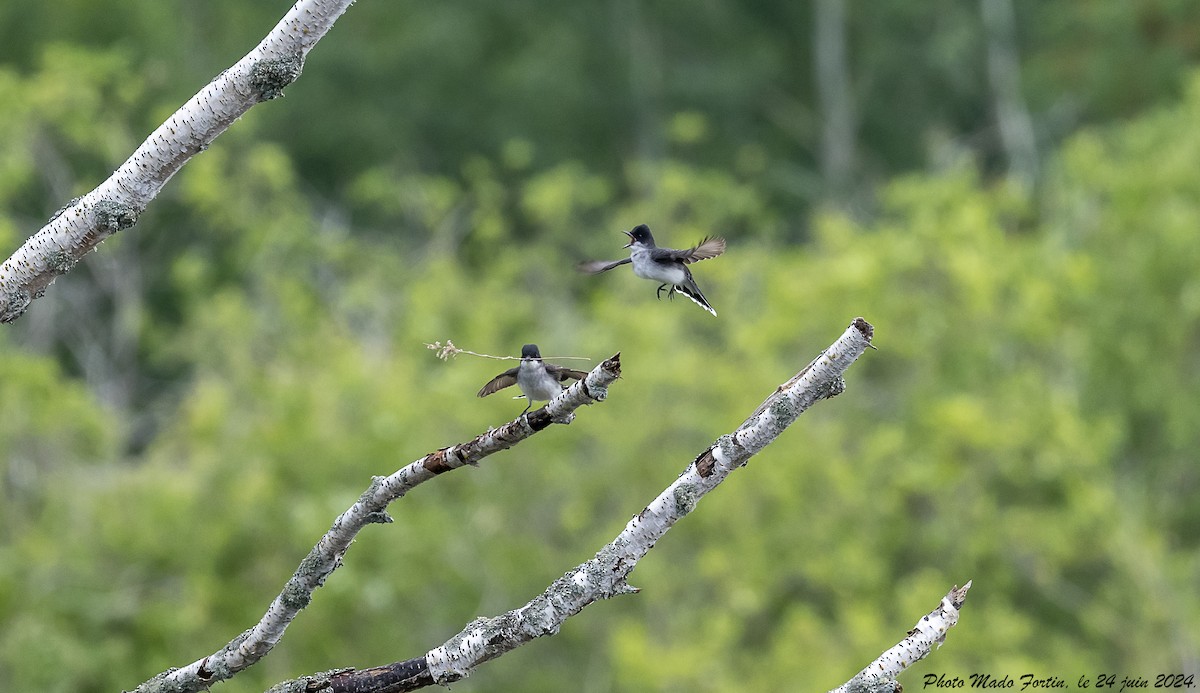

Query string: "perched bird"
[578, 224, 726, 316]
[477, 344, 590, 413]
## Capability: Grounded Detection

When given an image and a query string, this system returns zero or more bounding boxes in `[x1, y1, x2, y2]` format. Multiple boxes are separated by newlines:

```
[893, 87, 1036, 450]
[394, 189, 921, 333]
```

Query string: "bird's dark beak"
[622, 230, 634, 248]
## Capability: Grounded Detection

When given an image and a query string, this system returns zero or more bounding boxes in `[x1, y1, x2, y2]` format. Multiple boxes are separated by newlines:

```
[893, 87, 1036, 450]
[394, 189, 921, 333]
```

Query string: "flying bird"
[577, 224, 726, 316]
[477, 344, 590, 413]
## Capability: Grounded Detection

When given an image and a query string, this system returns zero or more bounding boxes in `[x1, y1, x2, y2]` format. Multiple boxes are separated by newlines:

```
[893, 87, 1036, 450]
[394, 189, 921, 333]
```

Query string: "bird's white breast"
[517, 361, 563, 401]
[630, 248, 686, 284]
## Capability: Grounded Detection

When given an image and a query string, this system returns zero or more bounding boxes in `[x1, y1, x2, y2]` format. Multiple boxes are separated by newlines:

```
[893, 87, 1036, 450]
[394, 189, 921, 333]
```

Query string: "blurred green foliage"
[4, 1, 1200, 219]
[1, 2, 1199, 692]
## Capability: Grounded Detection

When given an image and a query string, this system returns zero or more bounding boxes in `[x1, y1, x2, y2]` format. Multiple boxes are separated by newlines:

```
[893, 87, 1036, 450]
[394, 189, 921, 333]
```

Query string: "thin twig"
[425, 339, 592, 362]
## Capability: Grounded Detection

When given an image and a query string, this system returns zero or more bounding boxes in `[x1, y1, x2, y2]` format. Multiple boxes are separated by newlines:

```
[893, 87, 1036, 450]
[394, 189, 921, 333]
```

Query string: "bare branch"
[271, 318, 876, 692]
[0, 0, 357, 323]
[129, 354, 622, 693]
[829, 581, 973, 693]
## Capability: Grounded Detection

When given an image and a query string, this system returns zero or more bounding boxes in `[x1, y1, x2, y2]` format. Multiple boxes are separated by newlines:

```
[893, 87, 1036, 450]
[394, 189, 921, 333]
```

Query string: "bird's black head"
[623, 224, 654, 248]
[521, 344, 542, 359]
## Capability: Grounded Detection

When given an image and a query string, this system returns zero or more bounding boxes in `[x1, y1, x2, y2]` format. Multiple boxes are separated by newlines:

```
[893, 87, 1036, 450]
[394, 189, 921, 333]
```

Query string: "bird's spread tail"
[677, 281, 717, 316]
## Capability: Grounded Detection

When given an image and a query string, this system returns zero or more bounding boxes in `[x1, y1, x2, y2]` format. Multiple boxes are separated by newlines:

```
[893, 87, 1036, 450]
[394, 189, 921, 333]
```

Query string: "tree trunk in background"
[981, 0, 1038, 188]
[814, 0, 857, 209]
[619, 0, 665, 168]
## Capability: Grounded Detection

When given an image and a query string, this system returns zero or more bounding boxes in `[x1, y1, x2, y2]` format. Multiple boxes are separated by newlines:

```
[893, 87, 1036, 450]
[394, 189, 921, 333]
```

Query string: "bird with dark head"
[477, 344, 589, 414]
[577, 224, 726, 316]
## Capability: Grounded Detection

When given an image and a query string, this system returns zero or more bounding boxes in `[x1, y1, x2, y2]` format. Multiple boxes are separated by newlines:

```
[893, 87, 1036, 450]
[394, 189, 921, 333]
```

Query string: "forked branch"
[130, 354, 622, 693]
[269, 318, 896, 693]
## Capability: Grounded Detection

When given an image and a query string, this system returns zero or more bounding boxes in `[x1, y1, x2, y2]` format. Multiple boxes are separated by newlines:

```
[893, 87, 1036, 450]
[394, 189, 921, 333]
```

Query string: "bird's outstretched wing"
[546, 364, 589, 382]
[477, 367, 519, 397]
[577, 258, 632, 274]
[651, 236, 726, 264]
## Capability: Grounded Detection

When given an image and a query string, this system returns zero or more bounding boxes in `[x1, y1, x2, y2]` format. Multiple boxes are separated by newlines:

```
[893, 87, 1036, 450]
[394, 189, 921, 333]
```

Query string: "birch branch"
[829, 581, 973, 693]
[129, 354, 622, 693]
[268, 317, 877, 693]
[0, 0, 357, 323]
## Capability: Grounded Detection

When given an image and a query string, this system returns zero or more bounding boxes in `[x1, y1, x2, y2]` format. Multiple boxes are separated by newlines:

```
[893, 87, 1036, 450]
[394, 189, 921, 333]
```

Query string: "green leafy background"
[0, 2, 1197, 691]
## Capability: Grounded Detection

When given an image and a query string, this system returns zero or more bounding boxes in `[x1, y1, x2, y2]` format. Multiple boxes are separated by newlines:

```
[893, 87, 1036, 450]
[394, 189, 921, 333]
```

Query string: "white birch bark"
[129, 354, 622, 693]
[829, 581, 972, 693]
[0, 0, 356, 323]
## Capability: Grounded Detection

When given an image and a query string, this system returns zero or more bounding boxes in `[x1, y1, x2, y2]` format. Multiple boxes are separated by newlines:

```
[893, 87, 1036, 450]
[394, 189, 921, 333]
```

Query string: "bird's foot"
[656, 284, 669, 300]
